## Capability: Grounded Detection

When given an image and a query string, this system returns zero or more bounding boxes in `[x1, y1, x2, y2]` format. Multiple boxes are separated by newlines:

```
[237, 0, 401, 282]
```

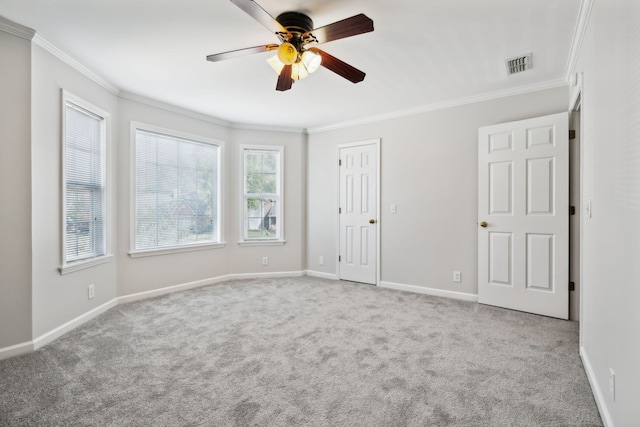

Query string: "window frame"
[239, 144, 285, 246]
[60, 90, 112, 274]
[129, 122, 225, 258]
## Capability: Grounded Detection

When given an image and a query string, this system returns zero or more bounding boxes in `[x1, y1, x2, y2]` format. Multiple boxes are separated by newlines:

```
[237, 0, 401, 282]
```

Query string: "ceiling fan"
[206, 0, 374, 91]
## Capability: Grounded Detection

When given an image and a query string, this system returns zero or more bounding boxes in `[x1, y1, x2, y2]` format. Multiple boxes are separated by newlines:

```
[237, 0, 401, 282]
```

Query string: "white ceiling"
[0, 0, 582, 130]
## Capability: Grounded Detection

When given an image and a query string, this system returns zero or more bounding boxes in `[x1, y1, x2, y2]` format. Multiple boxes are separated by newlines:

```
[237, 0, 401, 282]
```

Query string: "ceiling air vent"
[505, 54, 532, 75]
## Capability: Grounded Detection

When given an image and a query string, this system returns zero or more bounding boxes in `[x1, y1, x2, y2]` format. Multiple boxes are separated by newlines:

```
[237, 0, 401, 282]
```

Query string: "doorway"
[477, 113, 570, 319]
[337, 140, 380, 285]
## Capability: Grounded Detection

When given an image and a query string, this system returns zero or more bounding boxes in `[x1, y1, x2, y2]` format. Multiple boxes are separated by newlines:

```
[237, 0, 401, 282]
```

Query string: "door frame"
[569, 72, 584, 335]
[336, 139, 381, 285]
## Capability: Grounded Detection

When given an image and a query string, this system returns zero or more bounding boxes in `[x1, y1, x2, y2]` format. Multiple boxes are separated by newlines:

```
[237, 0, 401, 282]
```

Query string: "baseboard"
[117, 275, 236, 304]
[379, 280, 479, 302]
[305, 270, 338, 280]
[580, 346, 614, 427]
[0, 271, 307, 360]
[0, 340, 34, 361]
[3, 273, 479, 359]
[32, 299, 119, 351]
[118, 271, 305, 304]
[230, 271, 305, 281]
[1, 298, 121, 360]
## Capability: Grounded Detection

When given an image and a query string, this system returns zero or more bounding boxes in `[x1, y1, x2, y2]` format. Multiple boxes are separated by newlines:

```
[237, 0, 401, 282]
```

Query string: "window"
[241, 145, 283, 242]
[62, 93, 108, 267]
[133, 125, 221, 254]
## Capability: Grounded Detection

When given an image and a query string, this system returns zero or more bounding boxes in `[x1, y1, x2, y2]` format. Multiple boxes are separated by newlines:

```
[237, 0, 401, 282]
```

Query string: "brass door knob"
[480, 221, 488, 228]
[369, 219, 376, 224]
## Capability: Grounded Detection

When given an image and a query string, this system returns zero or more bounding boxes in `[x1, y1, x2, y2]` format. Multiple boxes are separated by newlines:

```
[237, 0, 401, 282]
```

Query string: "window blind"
[243, 148, 281, 240]
[64, 101, 106, 263]
[134, 129, 219, 250]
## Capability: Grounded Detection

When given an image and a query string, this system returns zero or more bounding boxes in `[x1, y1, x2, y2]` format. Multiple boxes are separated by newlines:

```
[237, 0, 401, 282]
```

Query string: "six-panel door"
[478, 112, 569, 319]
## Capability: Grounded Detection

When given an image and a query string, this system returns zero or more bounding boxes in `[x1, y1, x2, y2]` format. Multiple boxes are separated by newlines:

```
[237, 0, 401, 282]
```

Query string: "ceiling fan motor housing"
[276, 12, 314, 34]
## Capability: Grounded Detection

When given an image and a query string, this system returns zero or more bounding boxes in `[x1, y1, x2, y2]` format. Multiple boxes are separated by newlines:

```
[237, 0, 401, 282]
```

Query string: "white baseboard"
[118, 271, 305, 304]
[117, 275, 236, 304]
[0, 298, 119, 361]
[305, 270, 338, 280]
[0, 271, 307, 360]
[2, 273, 476, 360]
[230, 271, 305, 281]
[0, 340, 34, 361]
[580, 346, 613, 427]
[379, 280, 478, 302]
[33, 299, 119, 351]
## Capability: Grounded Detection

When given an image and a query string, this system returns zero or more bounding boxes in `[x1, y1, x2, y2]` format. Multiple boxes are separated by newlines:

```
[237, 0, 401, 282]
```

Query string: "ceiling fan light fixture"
[207, 0, 374, 91]
[268, 56, 308, 80]
[291, 62, 310, 80]
[267, 55, 285, 74]
[301, 50, 322, 74]
[277, 42, 298, 65]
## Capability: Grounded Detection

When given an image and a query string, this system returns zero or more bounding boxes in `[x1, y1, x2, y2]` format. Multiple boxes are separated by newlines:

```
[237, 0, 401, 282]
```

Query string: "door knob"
[369, 219, 376, 224]
[480, 221, 488, 228]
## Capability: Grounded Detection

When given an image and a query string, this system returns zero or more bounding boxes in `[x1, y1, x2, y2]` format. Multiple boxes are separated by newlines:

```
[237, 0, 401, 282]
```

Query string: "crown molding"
[564, 0, 594, 83]
[307, 79, 568, 134]
[32, 33, 120, 95]
[230, 121, 305, 134]
[119, 91, 232, 128]
[0, 15, 35, 40]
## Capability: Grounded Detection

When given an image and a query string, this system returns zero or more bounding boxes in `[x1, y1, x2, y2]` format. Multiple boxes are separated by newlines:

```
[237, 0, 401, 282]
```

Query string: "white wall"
[115, 100, 307, 297]
[227, 128, 307, 275]
[30, 44, 119, 338]
[0, 28, 32, 349]
[574, 0, 640, 425]
[307, 87, 568, 297]
[0, 21, 309, 354]
[115, 97, 232, 296]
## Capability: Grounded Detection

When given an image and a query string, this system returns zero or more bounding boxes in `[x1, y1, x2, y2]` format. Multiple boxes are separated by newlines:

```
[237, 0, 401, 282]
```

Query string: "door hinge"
[339, 159, 342, 166]
[569, 129, 576, 140]
[338, 255, 341, 262]
[570, 206, 576, 215]
[339, 207, 342, 214]
[569, 282, 575, 291]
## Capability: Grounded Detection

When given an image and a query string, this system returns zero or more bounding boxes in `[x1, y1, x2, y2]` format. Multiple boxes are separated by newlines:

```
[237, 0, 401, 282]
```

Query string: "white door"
[478, 112, 569, 319]
[339, 142, 378, 285]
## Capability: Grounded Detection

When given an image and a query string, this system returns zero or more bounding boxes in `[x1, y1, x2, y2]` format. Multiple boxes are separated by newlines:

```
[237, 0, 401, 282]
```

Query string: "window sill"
[129, 242, 226, 258]
[237, 240, 286, 247]
[59, 254, 113, 275]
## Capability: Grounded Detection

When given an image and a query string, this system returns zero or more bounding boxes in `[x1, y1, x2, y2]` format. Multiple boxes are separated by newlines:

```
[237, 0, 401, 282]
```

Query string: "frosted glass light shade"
[267, 48, 322, 81]
[267, 56, 309, 80]
[277, 42, 297, 65]
[291, 62, 309, 80]
[267, 55, 285, 74]
[301, 50, 322, 74]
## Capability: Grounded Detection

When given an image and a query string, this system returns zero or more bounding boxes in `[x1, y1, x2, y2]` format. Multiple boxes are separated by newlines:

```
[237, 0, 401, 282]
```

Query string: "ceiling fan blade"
[305, 14, 374, 45]
[312, 48, 366, 83]
[230, 0, 288, 36]
[206, 44, 278, 62]
[276, 64, 293, 91]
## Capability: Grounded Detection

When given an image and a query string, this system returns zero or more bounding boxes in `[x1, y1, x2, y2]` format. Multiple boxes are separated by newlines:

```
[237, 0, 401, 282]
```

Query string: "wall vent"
[505, 54, 532, 75]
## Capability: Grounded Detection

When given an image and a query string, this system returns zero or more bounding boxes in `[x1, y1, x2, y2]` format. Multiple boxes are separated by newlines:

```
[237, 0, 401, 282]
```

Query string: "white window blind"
[134, 129, 220, 250]
[64, 101, 106, 263]
[242, 147, 282, 241]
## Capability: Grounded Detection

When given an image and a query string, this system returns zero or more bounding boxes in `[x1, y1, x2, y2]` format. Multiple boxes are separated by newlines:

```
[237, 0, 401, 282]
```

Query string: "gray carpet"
[0, 276, 602, 426]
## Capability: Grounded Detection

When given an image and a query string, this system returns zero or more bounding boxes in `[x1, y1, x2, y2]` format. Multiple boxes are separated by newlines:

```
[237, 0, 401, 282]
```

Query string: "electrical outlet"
[453, 271, 461, 283]
[609, 368, 615, 401]
[319, 256, 325, 266]
[262, 256, 268, 266]
[88, 284, 95, 299]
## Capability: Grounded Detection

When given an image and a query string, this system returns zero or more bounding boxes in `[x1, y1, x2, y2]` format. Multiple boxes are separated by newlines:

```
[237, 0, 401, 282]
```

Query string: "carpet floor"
[0, 276, 602, 426]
